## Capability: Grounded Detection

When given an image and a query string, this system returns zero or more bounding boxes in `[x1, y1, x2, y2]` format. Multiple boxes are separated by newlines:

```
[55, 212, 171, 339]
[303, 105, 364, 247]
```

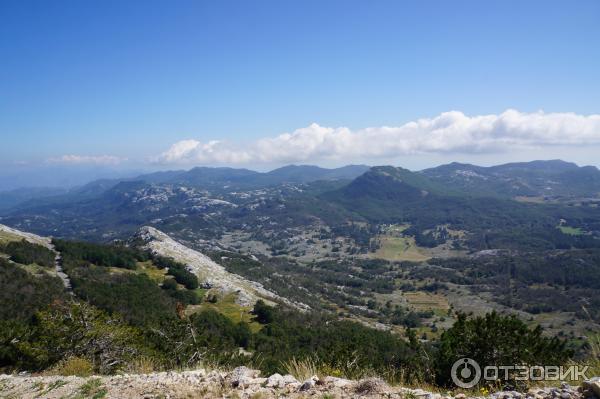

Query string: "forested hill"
[322, 164, 600, 251]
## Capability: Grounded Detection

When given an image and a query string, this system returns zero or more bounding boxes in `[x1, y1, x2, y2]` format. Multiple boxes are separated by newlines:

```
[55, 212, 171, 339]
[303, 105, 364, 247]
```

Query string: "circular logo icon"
[451, 358, 481, 388]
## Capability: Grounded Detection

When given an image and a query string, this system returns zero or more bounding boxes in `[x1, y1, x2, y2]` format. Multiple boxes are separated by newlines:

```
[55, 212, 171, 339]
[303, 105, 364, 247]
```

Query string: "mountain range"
[421, 159, 600, 198]
[1, 160, 599, 251]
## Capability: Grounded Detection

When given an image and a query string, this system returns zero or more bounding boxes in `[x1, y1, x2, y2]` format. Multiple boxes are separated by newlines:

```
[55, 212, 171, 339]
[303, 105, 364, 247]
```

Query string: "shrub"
[0, 319, 33, 371]
[252, 300, 274, 324]
[161, 278, 178, 290]
[124, 356, 159, 374]
[153, 256, 199, 289]
[190, 309, 251, 350]
[434, 311, 572, 387]
[169, 288, 200, 305]
[49, 356, 94, 377]
[166, 264, 199, 290]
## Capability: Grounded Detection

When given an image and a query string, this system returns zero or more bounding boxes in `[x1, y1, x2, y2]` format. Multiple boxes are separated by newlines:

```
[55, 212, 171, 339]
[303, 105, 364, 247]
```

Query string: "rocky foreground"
[1, 368, 599, 399]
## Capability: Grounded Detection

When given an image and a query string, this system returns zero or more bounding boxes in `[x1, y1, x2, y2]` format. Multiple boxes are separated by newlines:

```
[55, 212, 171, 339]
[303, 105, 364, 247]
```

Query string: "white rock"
[266, 373, 299, 388]
[582, 377, 600, 398]
[248, 378, 267, 385]
[323, 376, 353, 388]
[266, 373, 284, 387]
[299, 376, 319, 391]
[229, 366, 260, 386]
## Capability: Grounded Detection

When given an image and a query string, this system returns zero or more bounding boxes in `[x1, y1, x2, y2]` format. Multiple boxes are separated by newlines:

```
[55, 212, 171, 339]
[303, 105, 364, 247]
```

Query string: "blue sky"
[1, 0, 600, 188]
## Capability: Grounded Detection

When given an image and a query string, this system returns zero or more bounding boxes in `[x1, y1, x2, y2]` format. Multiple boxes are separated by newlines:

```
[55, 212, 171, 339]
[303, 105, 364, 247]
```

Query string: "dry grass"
[584, 328, 600, 378]
[354, 378, 387, 395]
[580, 307, 600, 377]
[188, 292, 263, 333]
[282, 356, 426, 387]
[123, 356, 160, 374]
[371, 236, 431, 262]
[47, 357, 94, 377]
[0, 231, 21, 244]
[283, 357, 319, 381]
[404, 291, 449, 312]
[136, 260, 167, 283]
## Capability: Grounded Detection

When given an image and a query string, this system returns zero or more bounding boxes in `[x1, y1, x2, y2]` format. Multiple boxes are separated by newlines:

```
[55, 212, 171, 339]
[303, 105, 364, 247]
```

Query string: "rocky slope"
[1, 368, 597, 399]
[0, 223, 71, 289]
[135, 226, 307, 309]
[0, 223, 52, 248]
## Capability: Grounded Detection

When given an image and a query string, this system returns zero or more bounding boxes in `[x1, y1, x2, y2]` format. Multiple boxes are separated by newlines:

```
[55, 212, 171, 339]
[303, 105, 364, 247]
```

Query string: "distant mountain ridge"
[421, 159, 600, 198]
[2, 160, 600, 251]
[0, 164, 370, 212]
[4, 160, 599, 213]
[0, 187, 68, 211]
[138, 164, 371, 188]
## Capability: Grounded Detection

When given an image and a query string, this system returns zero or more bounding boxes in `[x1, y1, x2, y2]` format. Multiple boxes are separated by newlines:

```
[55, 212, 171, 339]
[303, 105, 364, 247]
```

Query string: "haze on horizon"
[1, 0, 600, 189]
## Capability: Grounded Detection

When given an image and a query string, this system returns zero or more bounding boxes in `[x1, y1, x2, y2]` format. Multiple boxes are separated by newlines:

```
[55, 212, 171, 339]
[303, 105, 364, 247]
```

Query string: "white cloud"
[158, 139, 252, 164]
[48, 154, 125, 165]
[156, 109, 600, 165]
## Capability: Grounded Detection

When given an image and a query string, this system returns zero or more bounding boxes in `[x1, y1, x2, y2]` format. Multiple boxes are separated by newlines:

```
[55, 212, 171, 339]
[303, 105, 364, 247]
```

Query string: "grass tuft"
[77, 378, 107, 399]
[47, 356, 94, 377]
[123, 356, 159, 374]
[283, 357, 319, 381]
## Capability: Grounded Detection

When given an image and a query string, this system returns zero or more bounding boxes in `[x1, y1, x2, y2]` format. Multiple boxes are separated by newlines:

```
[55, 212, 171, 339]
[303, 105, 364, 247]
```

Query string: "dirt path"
[51, 250, 72, 291]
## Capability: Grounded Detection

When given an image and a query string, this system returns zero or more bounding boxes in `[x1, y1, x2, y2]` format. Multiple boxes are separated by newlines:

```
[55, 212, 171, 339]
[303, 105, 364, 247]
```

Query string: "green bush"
[168, 287, 200, 305]
[153, 256, 199, 289]
[161, 278, 178, 290]
[434, 311, 572, 387]
[190, 309, 251, 349]
[253, 300, 274, 324]
[166, 264, 198, 290]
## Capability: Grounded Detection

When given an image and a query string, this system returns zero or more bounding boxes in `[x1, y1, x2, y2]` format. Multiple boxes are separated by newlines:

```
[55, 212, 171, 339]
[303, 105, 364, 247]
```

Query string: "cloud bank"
[157, 109, 600, 165]
[48, 154, 125, 165]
